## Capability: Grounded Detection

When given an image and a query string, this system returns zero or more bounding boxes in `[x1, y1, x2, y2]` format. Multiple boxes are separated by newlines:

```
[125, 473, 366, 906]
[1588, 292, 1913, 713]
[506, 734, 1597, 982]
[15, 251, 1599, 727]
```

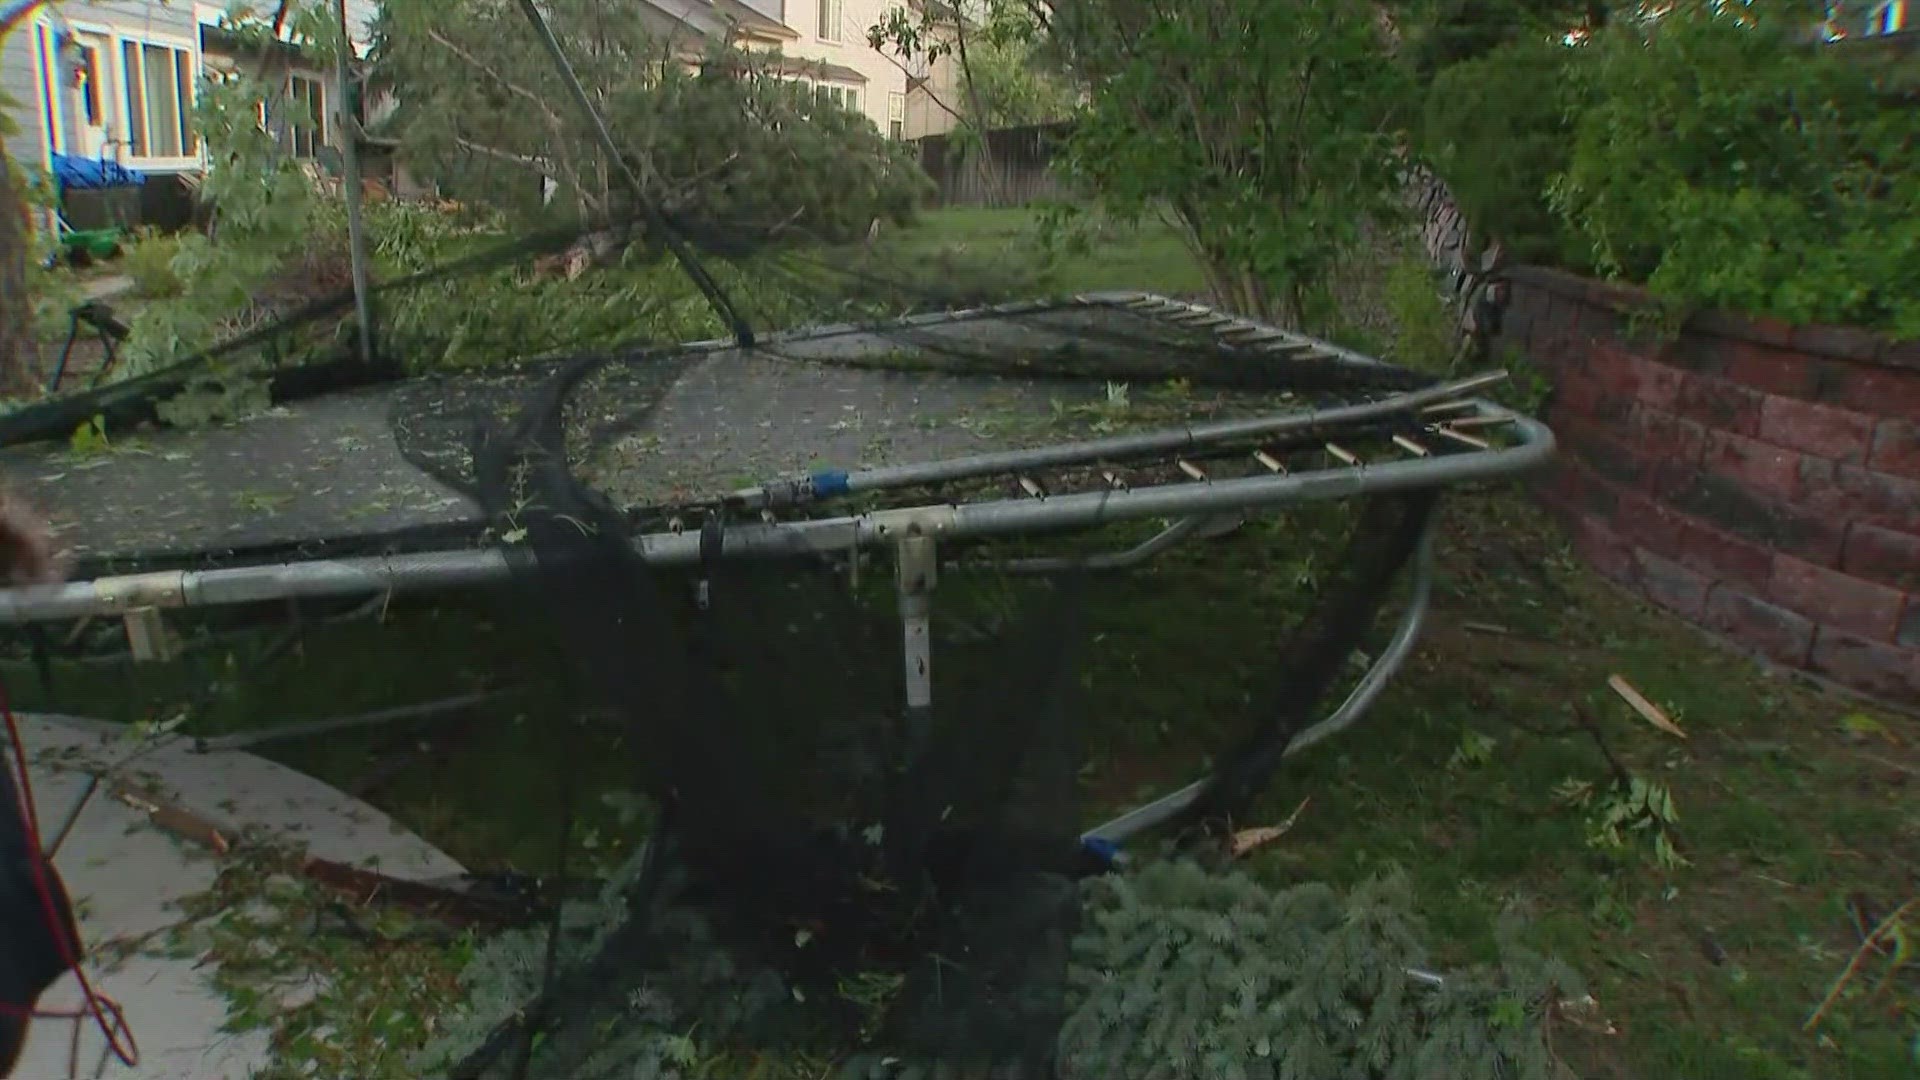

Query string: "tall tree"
[1024, 0, 1415, 330]
[0, 97, 42, 397]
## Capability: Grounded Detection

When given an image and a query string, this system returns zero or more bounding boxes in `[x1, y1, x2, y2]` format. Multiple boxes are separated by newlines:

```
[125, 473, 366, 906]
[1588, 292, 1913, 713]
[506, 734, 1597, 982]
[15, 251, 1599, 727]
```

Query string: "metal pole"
[1078, 521, 1439, 847]
[896, 534, 937, 719]
[334, 0, 375, 367]
[727, 370, 1511, 510]
[510, 0, 754, 348]
[0, 411, 1554, 624]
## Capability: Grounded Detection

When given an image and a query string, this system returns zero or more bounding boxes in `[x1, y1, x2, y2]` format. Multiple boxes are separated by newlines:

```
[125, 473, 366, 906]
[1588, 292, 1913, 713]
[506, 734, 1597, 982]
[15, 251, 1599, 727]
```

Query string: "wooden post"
[334, 0, 375, 367]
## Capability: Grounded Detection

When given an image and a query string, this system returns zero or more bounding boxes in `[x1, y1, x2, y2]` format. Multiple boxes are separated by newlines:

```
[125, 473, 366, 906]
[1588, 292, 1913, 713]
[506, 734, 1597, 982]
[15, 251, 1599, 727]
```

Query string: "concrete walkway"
[10, 714, 464, 1080]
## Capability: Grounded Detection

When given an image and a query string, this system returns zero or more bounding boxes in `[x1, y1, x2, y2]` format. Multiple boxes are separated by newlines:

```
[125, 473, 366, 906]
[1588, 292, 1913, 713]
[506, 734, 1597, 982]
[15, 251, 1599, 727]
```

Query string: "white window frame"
[277, 71, 329, 160]
[816, 0, 843, 42]
[31, 18, 65, 167]
[108, 29, 203, 171]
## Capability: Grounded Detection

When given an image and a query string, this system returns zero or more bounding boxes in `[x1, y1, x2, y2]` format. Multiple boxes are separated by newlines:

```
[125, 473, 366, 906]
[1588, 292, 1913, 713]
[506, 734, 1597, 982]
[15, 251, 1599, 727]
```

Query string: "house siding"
[780, 0, 910, 133]
[1, 29, 46, 168]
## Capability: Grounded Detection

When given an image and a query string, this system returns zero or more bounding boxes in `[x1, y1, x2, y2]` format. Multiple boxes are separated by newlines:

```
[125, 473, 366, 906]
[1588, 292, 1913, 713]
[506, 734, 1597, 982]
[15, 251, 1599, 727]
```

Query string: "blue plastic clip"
[1081, 835, 1127, 869]
[810, 470, 851, 498]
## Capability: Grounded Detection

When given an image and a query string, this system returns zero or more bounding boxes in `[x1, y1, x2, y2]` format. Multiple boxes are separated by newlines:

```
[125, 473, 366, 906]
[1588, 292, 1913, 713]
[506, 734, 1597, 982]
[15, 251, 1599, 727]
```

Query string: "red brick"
[1535, 324, 1593, 373]
[1808, 627, 1920, 704]
[1546, 460, 1620, 519]
[1757, 395, 1875, 464]
[1587, 278, 1653, 314]
[1632, 547, 1710, 618]
[1665, 471, 1848, 566]
[1869, 420, 1920, 481]
[1628, 355, 1689, 409]
[1678, 520, 1777, 595]
[1769, 555, 1906, 641]
[1701, 428, 1805, 499]
[1676, 375, 1765, 436]
[1816, 362, 1920, 419]
[1746, 314, 1798, 348]
[1791, 324, 1884, 364]
[1627, 405, 1708, 471]
[1704, 585, 1816, 667]
[1884, 339, 1920, 372]
[1548, 364, 1609, 420]
[1611, 485, 1691, 563]
[1559, 417, 1655, 491]
[1843, 523, 1920, 592]
[1669, 328, 1736, 378]
[1721, 341, 1816, 399]
[1809, 466, 1920, 535]
[1563, 511, 1636, 583]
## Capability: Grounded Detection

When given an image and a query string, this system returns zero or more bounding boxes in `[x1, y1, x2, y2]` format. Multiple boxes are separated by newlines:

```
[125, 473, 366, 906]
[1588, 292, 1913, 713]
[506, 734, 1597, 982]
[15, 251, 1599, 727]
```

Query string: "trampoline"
[0, 9, 1566, 1073]
[0, 291, 1550, 849]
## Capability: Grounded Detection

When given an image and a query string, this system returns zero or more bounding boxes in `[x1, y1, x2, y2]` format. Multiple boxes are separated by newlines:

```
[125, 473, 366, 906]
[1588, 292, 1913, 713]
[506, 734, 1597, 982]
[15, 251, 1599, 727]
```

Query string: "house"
[890, 0, 965, 140]
[2, 2, 378, 175]
[656, 0, 914, 136]
[2, 0, 919, 230]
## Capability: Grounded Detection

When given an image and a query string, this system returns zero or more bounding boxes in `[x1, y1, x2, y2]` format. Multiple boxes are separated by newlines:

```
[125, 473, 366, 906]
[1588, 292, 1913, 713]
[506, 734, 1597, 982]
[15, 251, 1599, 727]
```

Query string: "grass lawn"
[6, 207, 1914, 1077]
[850, 206, 1211, 300]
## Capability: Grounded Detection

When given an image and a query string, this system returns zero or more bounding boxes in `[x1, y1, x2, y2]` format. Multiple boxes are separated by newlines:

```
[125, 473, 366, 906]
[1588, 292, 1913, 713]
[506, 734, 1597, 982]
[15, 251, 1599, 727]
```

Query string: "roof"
[766, 55, 869, 83]
[715, 0, 798, 41]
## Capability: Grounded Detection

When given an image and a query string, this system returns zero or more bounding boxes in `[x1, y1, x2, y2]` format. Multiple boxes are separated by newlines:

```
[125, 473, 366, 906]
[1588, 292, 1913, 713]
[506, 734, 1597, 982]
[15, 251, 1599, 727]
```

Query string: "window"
[810, 83, 857, 113]
[279, 74, 328, 159]
[887, 91, 905, 140]
[77, 45, 102, 126]
[816, 0, 842, 41]
[120, 40, 197, 159]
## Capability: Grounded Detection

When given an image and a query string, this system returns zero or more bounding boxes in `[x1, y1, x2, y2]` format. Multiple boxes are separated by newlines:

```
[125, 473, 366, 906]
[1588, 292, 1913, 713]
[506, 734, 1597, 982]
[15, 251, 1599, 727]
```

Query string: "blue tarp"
[49, 153, 144, 191]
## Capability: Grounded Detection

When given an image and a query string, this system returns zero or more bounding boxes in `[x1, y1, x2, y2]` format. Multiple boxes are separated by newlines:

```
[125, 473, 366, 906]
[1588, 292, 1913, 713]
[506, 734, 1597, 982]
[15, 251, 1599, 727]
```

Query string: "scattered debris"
[1805, 897, 1916, 1034]
[1551, 994, 1618, 1037]
[110, 781, 232, 855]
[1609, 674, 1687, 740]
[1229, 796, 1311, 859]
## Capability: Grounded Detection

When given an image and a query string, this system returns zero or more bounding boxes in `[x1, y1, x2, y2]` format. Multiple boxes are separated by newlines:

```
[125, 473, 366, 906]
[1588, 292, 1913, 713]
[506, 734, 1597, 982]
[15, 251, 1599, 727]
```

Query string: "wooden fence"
[914, 122, 1073, 208]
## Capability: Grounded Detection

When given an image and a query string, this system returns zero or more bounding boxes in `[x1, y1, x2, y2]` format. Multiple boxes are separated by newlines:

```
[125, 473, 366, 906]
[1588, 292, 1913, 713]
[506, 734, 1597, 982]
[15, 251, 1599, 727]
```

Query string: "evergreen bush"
[421, 850, 1581, 1079]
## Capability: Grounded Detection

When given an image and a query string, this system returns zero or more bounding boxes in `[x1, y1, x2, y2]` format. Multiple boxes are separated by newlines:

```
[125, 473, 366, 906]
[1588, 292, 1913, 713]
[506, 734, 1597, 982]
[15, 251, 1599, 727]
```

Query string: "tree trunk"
[0, 156, 43, 396]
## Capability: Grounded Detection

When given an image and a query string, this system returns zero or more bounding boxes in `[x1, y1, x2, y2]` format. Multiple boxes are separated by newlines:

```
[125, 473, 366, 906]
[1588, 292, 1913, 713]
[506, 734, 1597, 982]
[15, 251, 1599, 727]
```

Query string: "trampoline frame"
[0, 292, 1555, 851]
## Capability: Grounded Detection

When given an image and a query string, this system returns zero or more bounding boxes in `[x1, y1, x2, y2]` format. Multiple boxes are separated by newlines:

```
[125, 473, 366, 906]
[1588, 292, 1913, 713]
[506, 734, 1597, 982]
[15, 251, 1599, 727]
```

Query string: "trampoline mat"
[4, 302, 1315, 573]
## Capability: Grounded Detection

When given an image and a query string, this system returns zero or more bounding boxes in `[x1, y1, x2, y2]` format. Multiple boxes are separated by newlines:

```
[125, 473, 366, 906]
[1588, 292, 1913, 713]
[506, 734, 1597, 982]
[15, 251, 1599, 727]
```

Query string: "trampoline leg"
[124, 607, 174, 663]
[895, 534, 937, 724]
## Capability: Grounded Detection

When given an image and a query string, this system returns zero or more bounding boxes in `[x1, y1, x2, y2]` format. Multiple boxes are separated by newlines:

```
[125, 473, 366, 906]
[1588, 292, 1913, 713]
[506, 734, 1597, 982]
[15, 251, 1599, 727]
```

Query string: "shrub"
[121, 232, 187, 299]
[1550, 0, 1920, 335]
[1381, 256, 1459, 375]
[1420, 33, 1589, 268]
[1061, 861, 1581, 1079]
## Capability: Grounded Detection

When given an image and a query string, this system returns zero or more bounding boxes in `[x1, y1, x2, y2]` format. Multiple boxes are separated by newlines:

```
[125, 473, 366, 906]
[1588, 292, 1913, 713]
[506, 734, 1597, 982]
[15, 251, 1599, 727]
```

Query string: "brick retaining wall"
[1499, 266, 1920, 708]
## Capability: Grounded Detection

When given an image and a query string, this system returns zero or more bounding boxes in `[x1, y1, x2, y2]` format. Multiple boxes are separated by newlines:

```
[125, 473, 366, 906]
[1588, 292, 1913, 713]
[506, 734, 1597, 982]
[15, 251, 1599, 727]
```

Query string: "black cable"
[510, 0, 755, 350]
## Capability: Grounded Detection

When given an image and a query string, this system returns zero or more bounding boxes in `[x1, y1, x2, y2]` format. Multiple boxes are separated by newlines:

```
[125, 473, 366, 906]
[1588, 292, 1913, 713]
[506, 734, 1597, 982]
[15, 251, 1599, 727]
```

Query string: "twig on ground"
[1609, 674, 1687, 740]
[1805, 897, 1917, 1034]
[1570, 706, 1634, 790]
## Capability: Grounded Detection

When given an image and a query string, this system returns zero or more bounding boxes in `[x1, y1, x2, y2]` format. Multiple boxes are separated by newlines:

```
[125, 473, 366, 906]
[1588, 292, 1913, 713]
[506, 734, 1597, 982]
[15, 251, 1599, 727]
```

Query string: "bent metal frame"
[0, 293, 1556, 853]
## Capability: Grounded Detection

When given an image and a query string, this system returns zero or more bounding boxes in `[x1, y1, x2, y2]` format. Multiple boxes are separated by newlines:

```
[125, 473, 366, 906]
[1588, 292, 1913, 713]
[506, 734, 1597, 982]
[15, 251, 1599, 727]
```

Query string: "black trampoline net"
[0, 6, 1546, 1077]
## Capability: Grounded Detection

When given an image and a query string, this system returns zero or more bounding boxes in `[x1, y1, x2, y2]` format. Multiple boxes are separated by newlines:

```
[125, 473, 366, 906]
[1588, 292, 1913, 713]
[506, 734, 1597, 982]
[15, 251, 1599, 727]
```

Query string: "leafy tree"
[1419, 33, 1590, 265]
[371, 0, 929, 243]
[870, 1, 1076, 131]
[1551, 0, 1920, 333]
[1028, 0, 1416, 330]
[0, 93, 44, 395]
